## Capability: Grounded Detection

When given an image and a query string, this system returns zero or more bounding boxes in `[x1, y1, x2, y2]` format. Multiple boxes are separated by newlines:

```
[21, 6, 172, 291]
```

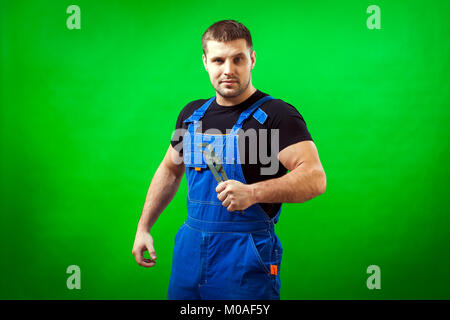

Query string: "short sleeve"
[170, 100, 206, 154]
[266, 101, 313, 153]
[170, 103, 188, 154]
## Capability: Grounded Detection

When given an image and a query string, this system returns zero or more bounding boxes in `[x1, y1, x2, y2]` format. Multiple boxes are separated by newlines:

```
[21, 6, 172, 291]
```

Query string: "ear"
[250, 50, 256, 70]
[202, 54, 208, 72]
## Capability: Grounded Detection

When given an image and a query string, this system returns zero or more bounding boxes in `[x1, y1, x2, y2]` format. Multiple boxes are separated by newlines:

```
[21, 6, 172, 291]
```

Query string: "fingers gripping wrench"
[199, 142, 245, 215]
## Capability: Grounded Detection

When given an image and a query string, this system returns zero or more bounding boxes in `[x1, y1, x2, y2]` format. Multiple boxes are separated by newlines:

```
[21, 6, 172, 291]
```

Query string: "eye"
[234, 57, 242, 63]
[213, 58, 223, 63]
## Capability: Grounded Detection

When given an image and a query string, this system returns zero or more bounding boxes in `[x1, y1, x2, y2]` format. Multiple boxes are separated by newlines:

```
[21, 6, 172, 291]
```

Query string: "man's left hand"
[216, 180, 255, 212]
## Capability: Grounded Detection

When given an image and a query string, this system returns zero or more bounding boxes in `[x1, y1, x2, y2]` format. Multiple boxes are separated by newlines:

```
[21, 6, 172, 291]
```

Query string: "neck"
[216, 83, 257, 106]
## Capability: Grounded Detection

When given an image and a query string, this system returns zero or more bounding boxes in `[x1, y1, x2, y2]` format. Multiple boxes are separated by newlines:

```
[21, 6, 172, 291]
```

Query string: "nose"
[223, 59, 234, 76]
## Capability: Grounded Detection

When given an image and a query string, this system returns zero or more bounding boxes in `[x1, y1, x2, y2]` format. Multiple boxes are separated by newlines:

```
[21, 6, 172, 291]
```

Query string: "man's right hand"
[132, 145, 184, 268]
[132, 230, 157, 268]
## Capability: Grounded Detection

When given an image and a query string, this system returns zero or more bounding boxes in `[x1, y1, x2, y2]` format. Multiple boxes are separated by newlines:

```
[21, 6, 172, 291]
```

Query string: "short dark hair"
[202, 20, 253, 55]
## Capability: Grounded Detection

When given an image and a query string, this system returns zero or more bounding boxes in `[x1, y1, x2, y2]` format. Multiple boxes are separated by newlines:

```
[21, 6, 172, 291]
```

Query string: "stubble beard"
[215, 76, 251, 99]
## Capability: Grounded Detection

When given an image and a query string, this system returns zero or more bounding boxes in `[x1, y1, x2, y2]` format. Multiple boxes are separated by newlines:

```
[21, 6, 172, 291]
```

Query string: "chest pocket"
[183, 133, 219, 169]
[183, 133, 235, 205]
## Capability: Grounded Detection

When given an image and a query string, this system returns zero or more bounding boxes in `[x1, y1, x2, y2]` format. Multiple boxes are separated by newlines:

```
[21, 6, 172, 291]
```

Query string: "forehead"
[205, 39, 250, 57]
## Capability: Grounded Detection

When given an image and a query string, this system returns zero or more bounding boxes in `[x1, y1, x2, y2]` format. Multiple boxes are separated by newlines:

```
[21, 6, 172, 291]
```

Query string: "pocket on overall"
[184, 135, 235, 205]
[248, 230, 282, 297]
[170, 223, 202, 289]
[248, 231, 273, 276]
[171, 224, 186, 279]
[174, 223, 186, 244]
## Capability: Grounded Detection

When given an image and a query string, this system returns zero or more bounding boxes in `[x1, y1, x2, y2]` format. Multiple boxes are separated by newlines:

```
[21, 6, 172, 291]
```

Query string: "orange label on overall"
[270, 265, 277, 275]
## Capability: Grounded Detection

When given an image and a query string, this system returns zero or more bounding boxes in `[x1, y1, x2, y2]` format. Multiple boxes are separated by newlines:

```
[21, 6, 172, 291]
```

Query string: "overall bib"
[168, 95, 283, 300]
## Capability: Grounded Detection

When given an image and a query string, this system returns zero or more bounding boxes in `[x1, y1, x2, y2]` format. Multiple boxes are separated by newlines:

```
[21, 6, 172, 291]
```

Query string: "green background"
[1, 0, 449, 299]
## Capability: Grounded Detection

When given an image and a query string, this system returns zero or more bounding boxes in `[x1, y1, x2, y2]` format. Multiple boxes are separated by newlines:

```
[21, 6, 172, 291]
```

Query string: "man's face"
[202, 39, 256, 99]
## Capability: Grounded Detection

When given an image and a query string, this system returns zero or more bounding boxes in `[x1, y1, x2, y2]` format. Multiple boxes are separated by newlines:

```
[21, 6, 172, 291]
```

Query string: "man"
[132, 20, 326, 300]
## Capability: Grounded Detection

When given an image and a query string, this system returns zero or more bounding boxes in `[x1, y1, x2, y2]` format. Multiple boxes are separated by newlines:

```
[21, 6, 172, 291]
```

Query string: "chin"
[221, 85, 241, 94]
[219, 89, 241, 98]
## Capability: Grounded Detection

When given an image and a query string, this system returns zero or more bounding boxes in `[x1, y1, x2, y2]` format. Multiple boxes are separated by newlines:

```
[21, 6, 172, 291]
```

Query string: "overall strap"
[183, 97, 215, 124]
[231, 96, 275, 133]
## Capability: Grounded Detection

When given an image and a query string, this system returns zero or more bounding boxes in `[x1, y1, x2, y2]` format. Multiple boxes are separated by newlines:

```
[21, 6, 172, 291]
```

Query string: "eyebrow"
[210, 52, 246, 60]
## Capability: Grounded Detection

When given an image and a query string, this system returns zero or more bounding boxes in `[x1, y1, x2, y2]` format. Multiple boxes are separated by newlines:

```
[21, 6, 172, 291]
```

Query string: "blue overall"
[167, 95, 283, 300]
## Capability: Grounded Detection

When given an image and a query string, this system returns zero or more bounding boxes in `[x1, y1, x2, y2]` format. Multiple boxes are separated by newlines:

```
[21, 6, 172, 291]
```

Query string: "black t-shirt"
[171, 89, 313, 218]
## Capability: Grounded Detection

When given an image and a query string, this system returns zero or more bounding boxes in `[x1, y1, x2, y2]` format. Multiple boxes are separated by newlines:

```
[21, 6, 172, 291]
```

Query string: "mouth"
[221, 80, 237, 85]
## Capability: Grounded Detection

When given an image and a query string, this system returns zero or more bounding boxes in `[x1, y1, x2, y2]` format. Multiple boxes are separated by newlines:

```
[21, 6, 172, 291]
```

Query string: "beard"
[215, 76, 250, 98]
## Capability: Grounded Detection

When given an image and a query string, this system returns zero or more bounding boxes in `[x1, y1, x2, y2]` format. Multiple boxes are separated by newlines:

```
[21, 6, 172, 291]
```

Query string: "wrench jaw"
[199, 142, 224, 183]
[198, 142, 245, 215]
[217, 165, 228, 181]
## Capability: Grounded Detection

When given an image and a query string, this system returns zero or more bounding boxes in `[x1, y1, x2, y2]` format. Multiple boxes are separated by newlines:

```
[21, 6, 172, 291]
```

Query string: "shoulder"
[259, 96, 308, 126]
[175, 98, 210, 128]
[179, 98, 209, 119]
[256, 95, 314, 148]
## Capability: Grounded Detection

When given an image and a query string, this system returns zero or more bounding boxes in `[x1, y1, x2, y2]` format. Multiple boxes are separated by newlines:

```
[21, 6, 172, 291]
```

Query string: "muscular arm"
[252, 140, 326, 203]
[216, 141, 326, 211]
[137, 145, 185, 231]
[132, 145, 184, 267]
